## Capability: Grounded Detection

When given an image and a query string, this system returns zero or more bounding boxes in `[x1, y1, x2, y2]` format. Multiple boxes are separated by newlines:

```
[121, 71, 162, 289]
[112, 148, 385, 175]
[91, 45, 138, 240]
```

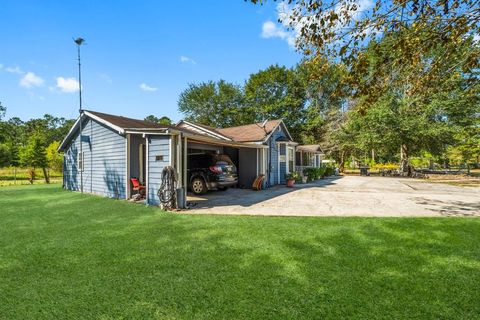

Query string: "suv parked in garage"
[188, 153, 238, 194]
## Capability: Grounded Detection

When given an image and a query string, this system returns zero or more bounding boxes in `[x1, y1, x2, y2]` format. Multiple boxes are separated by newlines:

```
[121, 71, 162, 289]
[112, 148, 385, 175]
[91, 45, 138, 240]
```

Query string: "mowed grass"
[0, 167, 62, 186]
[1, 185, 479, 319]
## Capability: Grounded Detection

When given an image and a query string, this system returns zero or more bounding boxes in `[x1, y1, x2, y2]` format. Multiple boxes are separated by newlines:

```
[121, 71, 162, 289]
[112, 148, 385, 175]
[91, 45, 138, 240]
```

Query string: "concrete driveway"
[186, 176, 480, 217]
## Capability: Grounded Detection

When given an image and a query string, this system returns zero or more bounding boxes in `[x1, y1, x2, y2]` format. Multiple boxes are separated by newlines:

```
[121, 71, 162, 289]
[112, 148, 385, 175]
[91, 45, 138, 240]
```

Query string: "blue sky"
[0, 0, 301, 122]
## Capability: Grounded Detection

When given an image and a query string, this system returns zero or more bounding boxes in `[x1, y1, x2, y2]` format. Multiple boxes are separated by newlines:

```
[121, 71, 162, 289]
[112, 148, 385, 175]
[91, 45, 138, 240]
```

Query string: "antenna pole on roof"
[74, 37, 85, 193]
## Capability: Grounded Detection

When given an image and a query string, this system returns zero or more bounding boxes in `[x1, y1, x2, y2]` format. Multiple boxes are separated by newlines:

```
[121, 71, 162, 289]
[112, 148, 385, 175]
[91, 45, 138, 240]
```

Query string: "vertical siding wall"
[147, 135, 171, 206]
[267, 126, 287, 185]
[63, 118, 126, 199]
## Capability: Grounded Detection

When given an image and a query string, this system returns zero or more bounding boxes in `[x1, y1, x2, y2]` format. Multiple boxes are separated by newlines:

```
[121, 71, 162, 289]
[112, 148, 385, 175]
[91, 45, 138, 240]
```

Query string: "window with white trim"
[288, 147, 294, 173]
[78, 151, 84, 172]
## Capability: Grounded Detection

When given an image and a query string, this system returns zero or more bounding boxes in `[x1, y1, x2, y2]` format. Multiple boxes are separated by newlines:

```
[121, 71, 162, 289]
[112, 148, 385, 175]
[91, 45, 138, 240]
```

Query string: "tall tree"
[178, 80, 246, 128]
[20, 134, 49, 183]
[46, 141, 63, 173]
[251, 1, 479, 73]
[297, 58, 348, 144]
[244, 65, 307, 140]
[333, 30, 479, 173]
[144, 115, 173, 126]
[0, 144, 11, 167]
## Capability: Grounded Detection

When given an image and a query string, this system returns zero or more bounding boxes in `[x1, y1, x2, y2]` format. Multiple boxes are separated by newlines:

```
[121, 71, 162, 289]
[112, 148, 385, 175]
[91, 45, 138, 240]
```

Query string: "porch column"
[183, 136, 188, 208]
[145, 135, 149, 204]
[126, 134, 131, 199]
[286, 146, 289, 173]
[176, 134, 182, 187]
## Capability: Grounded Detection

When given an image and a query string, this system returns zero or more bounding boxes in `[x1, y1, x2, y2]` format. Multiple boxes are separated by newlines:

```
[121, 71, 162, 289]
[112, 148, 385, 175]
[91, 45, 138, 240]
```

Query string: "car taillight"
[209, 166, 223, 174]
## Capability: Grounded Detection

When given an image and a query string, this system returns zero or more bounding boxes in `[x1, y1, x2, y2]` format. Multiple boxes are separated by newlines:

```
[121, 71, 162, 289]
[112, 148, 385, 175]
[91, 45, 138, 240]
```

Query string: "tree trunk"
[14, 167, 17, 185]
[42, 167, 50, 184]
[28, 167, 35, 184]
[339, 150, 346, 173]
[399, 144, 409, 174]
[371, 149, 375, 163]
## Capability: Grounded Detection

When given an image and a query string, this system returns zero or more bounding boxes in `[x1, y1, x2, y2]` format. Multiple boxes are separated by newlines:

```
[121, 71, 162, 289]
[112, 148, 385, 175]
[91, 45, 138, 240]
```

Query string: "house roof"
[59, 110, 296, 152]
[216, 119, 286, 143]
[176, 119, 294, 143]
[297, 144, 324, 154]
[85, 110, 173, 130]
[176, 120, 232, 141]
[58, 110, 190, 151]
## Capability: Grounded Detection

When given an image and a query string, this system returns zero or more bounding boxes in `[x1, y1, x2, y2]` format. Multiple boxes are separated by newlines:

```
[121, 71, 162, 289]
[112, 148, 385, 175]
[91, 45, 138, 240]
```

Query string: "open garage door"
[185, 139, 266, 202]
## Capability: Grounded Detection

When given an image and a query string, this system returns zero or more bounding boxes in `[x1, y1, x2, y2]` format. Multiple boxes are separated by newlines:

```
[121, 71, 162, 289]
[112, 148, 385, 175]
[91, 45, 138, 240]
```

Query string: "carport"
[185, 135, 267, 194]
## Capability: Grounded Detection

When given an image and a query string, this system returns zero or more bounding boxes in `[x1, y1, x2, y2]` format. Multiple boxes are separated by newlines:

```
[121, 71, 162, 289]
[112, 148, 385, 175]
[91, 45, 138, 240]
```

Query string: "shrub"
[285, 171, 300, 181]
[303, 167, 325, 180]
[324, 166, 335, 176]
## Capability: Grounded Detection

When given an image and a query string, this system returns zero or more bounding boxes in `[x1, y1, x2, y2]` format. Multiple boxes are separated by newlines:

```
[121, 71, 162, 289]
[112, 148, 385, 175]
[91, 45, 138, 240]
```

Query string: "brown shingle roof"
[86, 110, 172, 129]
[297, 144, 323, 153]
[216, 119, 283, 142]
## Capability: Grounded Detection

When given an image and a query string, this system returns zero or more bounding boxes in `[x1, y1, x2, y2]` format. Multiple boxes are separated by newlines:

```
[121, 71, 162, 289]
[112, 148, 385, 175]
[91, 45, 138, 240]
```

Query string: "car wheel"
[217, 187, 228, 191]
[191, 177, 207, 195]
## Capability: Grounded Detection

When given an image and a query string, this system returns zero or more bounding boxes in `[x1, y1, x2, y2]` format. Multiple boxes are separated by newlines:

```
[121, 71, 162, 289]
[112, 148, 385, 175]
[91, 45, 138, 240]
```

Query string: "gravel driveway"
[186, 176, 480, 217]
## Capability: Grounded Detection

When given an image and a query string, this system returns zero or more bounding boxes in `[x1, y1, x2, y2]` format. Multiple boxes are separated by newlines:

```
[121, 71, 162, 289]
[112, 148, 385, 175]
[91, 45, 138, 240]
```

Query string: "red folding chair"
[130, 178, 146, 196]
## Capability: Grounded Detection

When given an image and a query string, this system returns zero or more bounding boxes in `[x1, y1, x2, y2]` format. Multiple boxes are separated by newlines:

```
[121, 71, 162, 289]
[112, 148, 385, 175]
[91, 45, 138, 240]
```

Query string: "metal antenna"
[74, 37, 85, 193]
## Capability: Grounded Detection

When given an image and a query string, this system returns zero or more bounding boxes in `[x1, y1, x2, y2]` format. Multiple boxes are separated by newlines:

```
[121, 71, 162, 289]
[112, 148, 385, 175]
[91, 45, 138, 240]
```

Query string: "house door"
[139, 144, 146, 184]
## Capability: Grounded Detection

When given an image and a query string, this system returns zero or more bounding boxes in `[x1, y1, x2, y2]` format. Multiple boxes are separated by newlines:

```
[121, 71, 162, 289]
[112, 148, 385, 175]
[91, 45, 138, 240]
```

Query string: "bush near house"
[303, 167, 326, 181]
[324, 166, 335, 176]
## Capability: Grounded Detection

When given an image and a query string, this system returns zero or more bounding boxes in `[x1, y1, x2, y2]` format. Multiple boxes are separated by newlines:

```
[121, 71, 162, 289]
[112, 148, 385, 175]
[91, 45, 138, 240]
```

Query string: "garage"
[185, 138, 267, 198]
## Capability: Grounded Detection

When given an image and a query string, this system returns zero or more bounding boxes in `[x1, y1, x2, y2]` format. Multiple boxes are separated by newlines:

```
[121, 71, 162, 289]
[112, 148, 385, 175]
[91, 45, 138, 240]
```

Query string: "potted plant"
[285, 172, 300, 187]
[301, 175, 308, 184]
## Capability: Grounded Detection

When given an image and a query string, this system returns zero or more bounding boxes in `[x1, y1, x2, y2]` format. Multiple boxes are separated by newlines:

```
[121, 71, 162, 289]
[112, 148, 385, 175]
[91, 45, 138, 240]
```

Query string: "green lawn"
[0, 167, 62, 186]
[1, 185, 479, 319]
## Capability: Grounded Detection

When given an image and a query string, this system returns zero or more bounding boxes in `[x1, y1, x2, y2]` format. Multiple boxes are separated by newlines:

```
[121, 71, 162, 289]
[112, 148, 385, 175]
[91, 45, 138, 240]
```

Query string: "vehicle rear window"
[214, 155, 233, 165]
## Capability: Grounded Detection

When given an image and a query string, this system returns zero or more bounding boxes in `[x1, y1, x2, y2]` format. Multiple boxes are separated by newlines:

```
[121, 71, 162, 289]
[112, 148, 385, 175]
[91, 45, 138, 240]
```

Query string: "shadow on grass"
[1, 186, 480, 319]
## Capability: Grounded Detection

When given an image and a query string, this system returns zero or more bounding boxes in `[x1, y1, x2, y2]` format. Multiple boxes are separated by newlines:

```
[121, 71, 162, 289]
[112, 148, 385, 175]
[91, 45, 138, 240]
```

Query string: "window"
[288, 147, 294, 173]
[78, 151, 84, 172]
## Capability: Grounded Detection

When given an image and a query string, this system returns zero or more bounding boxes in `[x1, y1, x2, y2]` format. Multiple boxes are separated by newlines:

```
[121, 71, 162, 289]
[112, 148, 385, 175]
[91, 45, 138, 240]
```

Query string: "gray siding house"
[59, 110, 300, 207]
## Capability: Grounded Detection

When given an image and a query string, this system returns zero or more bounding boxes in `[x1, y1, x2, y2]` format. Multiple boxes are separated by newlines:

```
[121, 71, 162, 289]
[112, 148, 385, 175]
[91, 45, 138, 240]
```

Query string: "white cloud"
[56, 77, 79, 93]
[180, 56, 196, 64]
[139, 83, 158, 92]
[261, 20, 295, 48]
[20, 72, 44, 88]
[263, 0, 374, 48]
[6, 66, 24, 74]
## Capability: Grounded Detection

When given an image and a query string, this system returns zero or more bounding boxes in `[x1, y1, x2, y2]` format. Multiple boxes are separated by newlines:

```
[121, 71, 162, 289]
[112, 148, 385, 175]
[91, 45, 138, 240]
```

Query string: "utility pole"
[74, 37, 85, 193]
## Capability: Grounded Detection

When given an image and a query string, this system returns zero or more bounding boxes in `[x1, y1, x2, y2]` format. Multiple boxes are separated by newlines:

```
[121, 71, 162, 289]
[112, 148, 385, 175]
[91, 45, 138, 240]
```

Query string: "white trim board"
[178, 120, 232, 141]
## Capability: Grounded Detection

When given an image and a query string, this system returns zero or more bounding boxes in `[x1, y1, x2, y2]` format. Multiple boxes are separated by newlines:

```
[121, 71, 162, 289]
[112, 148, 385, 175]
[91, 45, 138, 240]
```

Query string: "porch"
[295, 145, 324, 175]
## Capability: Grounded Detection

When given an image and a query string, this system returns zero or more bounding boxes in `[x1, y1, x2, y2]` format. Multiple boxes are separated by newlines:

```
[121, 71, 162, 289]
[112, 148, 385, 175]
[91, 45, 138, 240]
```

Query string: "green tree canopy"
[178, 80, 246, 128]
[244, 65, 307, 140]
[0, 144, 11, 167]
[46, 141, 63, 172]
[144, 115, 173, 126]
[20, 134, 49, 183]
